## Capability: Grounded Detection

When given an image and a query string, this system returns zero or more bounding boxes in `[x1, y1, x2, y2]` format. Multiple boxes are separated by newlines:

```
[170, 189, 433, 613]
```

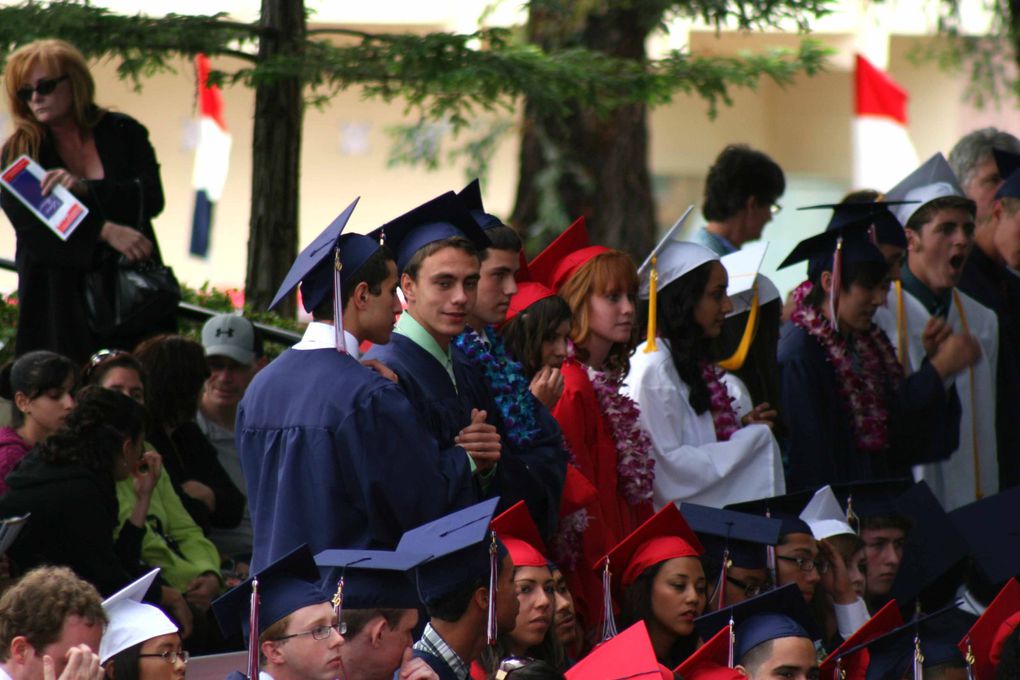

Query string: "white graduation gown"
[875, 285, 999, 511]
[623, 340, 785, 510]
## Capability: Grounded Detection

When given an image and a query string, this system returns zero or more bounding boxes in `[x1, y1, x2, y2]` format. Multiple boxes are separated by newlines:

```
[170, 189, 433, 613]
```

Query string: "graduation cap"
[565, 621, 669, 680]
[98, 569, 179, 664]
[211, 544, 328, 680]
[528, 217, 610, 292]
[958, 578, 1020, 680]
[991, 613, 1020, 676]
[716, 242, 770, 371]
[491, 500, 548, 568]
[820, 601, 904, 680]
[503, 281, 558, 324]
[595, 503, 703, 641]
[373, 191, 490, 274]
[726, 489, 815, 538]
[268, 198, 371, 352]
[829, 479, 914, 528]
[889, 481, 970, 612]
[694, 584, 819, 665]
[800, 486, 856, 541]
[950, 486, 1020, 587]
[994, 149, 1020, 200]
[674, 626, 744, 680]
[679, 503, 780, 609]
[885, 153, 968, 227]
[313, 548, 426, 613]
[396, 497, 506, 644]
[457, 179, 507, 231]
[559, 464, 599, 517]
[860, 605, 966, 680]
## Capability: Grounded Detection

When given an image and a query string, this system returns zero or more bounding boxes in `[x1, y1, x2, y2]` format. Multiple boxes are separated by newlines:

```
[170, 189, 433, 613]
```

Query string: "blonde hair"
[558, 249, 639, 375]
[2, 39, 102, 162]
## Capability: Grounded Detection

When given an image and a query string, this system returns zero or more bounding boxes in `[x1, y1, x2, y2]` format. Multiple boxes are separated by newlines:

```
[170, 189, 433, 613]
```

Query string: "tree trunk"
[511, 6, 659, 259]
[245, 0, 305, 315]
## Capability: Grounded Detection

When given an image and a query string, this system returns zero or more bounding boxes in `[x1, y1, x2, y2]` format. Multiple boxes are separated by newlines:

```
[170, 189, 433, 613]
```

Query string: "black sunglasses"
[16, 75, 68, 102]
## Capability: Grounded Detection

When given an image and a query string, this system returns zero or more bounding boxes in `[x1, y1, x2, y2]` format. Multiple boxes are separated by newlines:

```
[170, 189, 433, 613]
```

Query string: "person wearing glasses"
[1, 39, 172, 364]
[212, 545, 342, 680]
[99, 571, 185, 680]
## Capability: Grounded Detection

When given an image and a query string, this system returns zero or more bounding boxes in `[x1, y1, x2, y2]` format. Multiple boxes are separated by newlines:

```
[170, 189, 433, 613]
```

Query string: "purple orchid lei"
[453, 326, 540, 447]
[700, 362, 741, 441]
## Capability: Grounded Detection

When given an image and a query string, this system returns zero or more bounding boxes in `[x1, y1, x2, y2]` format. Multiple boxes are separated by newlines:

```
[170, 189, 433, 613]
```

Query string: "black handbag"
[83, 178, 180, 340]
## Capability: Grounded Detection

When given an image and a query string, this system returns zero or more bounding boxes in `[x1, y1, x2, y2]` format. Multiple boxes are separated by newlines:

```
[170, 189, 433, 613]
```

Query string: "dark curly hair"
[655, 261, 717, 415]
[133, 335, 209, 431]
[702, 144, 785, 222]
[35, 385, 145, 476]
[500, 295, 573, 379]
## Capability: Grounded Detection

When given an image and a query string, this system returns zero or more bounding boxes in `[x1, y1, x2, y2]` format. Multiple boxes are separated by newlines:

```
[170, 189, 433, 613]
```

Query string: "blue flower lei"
[453, 326, 540, 447]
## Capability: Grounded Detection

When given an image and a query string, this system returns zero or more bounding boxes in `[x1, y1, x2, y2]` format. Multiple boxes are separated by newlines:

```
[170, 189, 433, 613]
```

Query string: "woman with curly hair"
[624, 234, 783, 509]
[527, 217, 655, 634]
[134, 335, 244, 534]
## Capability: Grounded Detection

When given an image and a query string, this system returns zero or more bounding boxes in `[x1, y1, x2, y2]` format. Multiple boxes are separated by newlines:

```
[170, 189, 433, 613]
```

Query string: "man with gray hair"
[948, 127, 1020, 227]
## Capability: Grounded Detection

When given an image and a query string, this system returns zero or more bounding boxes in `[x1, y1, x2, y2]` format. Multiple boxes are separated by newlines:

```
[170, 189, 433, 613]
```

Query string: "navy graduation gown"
[959, 246, 1020, 489]
[778, 323, 961, 491]
[238, 347, 473, 572]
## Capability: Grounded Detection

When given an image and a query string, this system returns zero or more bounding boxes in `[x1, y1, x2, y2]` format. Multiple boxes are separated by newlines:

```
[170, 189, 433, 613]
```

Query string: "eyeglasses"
[495, 657, 536, 679]
[87, 348, 128, 367]
[16, 75, 69, 102]
[777, 555, 829, 574]
[138, 650, 189, 665]
[271, 622, 347, 642]
[726, 575, 771, 598]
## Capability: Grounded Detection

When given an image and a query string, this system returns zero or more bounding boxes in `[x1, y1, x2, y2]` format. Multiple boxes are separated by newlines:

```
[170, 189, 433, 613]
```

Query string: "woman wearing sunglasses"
[1, 39, 171, 364]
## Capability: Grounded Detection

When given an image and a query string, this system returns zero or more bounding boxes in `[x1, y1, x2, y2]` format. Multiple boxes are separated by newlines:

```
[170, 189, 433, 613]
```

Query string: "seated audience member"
[598, 504, 707, 668]
[82, 351, 221, 647]
[313, 548, 437, 680]
[0, 387, 190, 633]
[212, 545, 341, 680]
[778, 204, 969, 489]
[0, 566, 107, 680]
[197, 314, 266, 568]
[99, 570, 185, 680]
[678, 503, 782, 610]
[398, 499, 519, 680]
[625, 231, 782, 509]
[475, 502, 567, 678]
[134, 335, 245, 533]
[694, 584, 819, 680]
[0, 351, 77, 492]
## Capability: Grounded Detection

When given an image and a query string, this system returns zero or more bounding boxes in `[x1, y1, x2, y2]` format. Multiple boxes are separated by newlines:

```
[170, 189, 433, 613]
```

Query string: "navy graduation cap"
[695, 584, 819, 664]
[994, 148, 1020, 200]
[858, 605, 966, 680]
[830, 478, 914, 529]
[397, 497, 507, 644]
[679, 503, 782, 570]
[949, 485, 1020, 587]
[457, 179, 507, 231]
[373, 191, 490, 274]
[779, 213, 887, 276]
[725, 489, 815, 538]
[314, 548, 426, 612]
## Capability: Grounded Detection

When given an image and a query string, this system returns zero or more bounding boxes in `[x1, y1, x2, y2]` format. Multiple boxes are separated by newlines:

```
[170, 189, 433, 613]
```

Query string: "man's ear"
[473, 586, 489, 614]
[400, 273, 416, 305]
[819, 270, 834, 296]
[905, 225, 923, 252]
[261, 640, 285, 666]
[352, 281, 372, 310]
[734, 665, 750, 678]
[368, 616, 388, 648]
[10, 636, 34, 664]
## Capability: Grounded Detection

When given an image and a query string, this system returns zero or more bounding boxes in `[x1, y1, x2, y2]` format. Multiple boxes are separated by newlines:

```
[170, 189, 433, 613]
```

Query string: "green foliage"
[179, 282, 301, 358]
[0, 294, 19, 366]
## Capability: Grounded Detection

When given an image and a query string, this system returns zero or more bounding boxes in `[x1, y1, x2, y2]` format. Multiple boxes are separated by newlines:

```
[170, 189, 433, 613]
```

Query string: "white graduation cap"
[637, 205, 706, 299]
[720, 242, 776, 316]
[99, 569, 178, 664]
[884, 153, 965, 227]
[799, 486, 855, 541]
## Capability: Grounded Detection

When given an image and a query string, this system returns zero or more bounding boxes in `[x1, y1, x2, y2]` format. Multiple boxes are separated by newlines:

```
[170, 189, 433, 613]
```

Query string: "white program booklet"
[0, 513, 29, 556]
[0, 155, 89, 241]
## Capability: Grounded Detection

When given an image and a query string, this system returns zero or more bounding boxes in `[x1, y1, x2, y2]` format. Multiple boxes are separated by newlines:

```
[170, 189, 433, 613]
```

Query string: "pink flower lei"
[789, 281, 903, 453]
[700, 362, 741, 441]
[568, 341, 655, 506]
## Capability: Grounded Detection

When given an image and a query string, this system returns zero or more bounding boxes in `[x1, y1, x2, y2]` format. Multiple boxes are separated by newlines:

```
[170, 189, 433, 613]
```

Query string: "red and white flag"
[852, 54, 918, 192]
[189, 54, 231, 257]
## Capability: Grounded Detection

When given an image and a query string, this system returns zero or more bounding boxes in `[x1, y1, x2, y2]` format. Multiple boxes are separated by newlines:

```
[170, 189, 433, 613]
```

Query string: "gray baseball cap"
[201, 314, 256, 366]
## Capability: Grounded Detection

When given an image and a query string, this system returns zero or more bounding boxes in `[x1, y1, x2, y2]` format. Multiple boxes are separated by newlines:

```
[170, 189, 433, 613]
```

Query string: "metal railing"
[0, 256, 302, 346]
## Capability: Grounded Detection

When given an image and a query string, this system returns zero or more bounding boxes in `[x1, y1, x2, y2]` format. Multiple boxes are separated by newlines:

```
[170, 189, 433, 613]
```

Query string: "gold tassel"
[644, 256, 658, 353]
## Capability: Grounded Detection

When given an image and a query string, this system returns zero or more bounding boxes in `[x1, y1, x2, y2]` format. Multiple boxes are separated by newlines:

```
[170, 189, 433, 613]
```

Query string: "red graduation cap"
[528, 217, 609, 292]
[992, 612, 1020, 673]
[491, 500, 548, 568]
[596, 503, 704, 592]
[961, 578, 1020, 680]
[560, 465, 599, 517]
[565, 621, 667, 680]
[820, 600, 903, 680]
[504, 281, 557, 323]
[674, 626, 743, 680]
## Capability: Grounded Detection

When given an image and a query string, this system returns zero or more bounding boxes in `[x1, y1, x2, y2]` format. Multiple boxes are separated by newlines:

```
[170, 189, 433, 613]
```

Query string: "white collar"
[293, 322, 340, 351]
[343, 330, 362, 359]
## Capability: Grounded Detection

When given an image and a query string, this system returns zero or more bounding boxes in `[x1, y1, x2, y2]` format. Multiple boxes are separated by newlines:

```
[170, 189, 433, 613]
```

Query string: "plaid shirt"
[413, 623, 469, 680]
